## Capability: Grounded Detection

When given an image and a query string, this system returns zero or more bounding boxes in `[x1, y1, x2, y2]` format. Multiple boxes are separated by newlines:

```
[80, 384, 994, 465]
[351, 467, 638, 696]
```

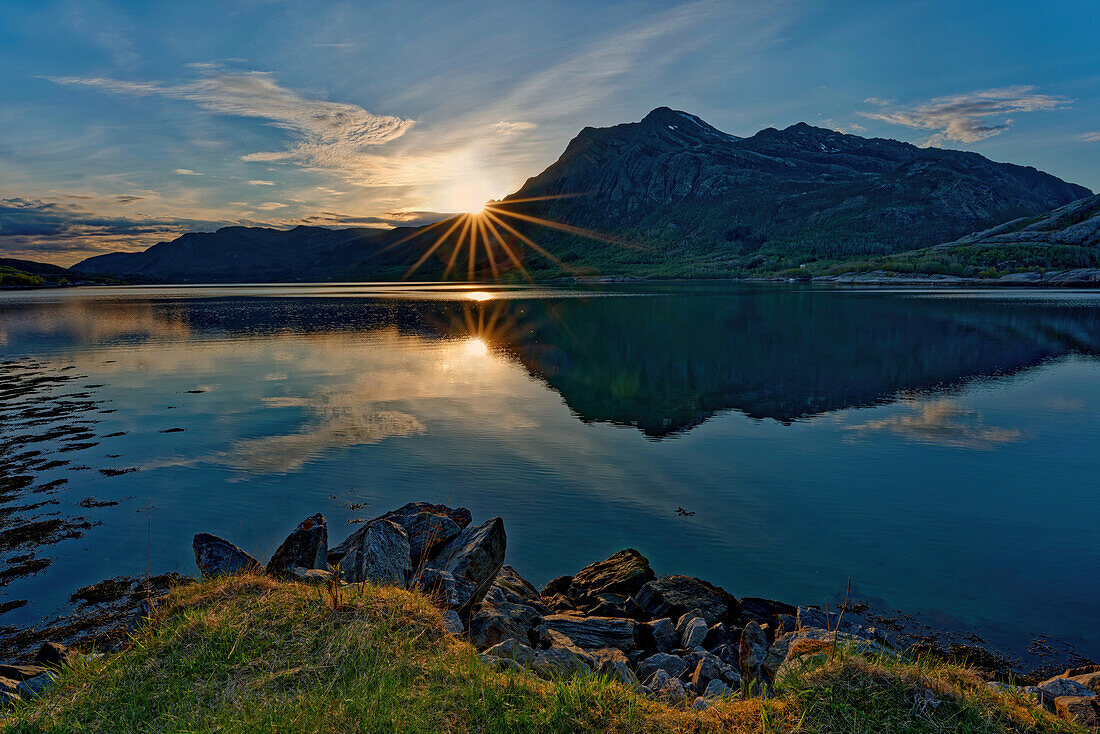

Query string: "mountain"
[76, 107, 1091, 282]
[0, 257, 120, 287]
[819, 193, 1100, 280]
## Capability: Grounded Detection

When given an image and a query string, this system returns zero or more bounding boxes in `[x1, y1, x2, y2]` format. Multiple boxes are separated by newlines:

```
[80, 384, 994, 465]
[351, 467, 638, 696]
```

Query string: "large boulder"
[591, 648, 638, 686]
[379, 507, 462, 565]
[0, 664, 46, 682]
[485, 565, 549, 612]
[1070, 672, 1100, 695]
[690, 651, 742, 690]
[379, 501, 472, 530]
[541, 614, 637, 651]
[640, 618, 677, 653]
[739, 596, 798, 622]
[193, 533, 263, 578]
[429, 517, 506, 603]
[266, 514, 328, 579]
[796, 606, 876, 640]
[634, 576, 738, 625]
[564, 549, 655, 608]
[34, 642, 78, 669]
[637, 652, 689, 682]
[469, 601, 543, 650]
[1039, 677, 1096, 699]
[415, 568, 475, 611]
[682, 617, 708, 649]
[336, 519, 411, 585]
[1054, 696, 1099, 728]
[739, 621, 769, 682]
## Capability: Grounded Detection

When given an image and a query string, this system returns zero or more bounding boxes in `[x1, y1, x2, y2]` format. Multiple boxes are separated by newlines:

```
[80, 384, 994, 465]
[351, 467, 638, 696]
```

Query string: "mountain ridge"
[75, 107, 1092, 282]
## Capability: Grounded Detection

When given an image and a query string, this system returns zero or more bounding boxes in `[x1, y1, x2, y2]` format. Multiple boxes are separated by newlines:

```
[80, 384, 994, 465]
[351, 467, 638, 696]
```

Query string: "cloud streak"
[51, 70, 415, 185]
[860, 86, 1072, 146]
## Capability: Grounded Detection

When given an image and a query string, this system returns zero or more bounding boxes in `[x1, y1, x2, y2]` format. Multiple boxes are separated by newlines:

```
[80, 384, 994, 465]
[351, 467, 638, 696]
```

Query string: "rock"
[1054, 696, 1099, 727]
[649, 669, 671, 692]
[484, 565, 548, 612]
[192, 533, 263, 578]
[542, 614, 637, 651]
[1070, 672, 1100, 696]
[534, 637, 595, 676]
[592, 648, 638, 686]
[442, 610, 464, 635]
[682, 617, 708, 649]
[776, 614, 796, 636]
[1067, 664, 1100, 677]
[564, 549, 655, 607]
[429, 517, 506, 603]
[692, 697, 710, 711]
[739, 621, 769, 682]
[710, 643, 740, 669]
[17, 673, 53, 699]
[483, 639, 538, 668]
[469, 601, 543, 650]
[643, 618, 677, 653]
[0, 677, 22, 706]
[288, 566, 331, 584]
[1039, 677, 1096, 699]
[541, 575, 573, 598]
[763, 628, 839, 681]
[379, 501, 472, 531]
[739, 597, 798, 622]
[34, 642, 78, 668]
[0, 664, 46, 682]
[266, 514, 327, 579]
[703, 622, 730, 649]
[586, 593, 645, 619]
[658, 676, 688, 706]
[544, 593, 577, 613]
[691, 652, 741, 689]
[390, 511, 461, 565]
[337, 519, 411, 585]
[638, 652, 688, 682]
[634, 576, 738, 626]
[415, 568, 476, 611]
[1021, 686, 1057, 711]
[703, 677, 736, 700]
[675, 609, 704, 640]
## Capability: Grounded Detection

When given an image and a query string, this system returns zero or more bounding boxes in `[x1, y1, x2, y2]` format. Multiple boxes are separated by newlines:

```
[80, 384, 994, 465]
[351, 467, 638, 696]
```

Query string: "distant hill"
[75, 107, 1091, 282]
[820, 193, 1100, 280]
[0, 257, 119, 287]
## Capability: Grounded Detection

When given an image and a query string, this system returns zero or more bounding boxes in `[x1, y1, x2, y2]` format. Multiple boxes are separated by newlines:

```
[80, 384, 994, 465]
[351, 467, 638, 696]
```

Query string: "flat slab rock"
[541, 614, 637, 651]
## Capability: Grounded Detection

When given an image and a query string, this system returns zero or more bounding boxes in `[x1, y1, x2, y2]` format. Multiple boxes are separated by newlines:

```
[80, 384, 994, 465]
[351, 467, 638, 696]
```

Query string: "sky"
[1, 0, 1098, 266]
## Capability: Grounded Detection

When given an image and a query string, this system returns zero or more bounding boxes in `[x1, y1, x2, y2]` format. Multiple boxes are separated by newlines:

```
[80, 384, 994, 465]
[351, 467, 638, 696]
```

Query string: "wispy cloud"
[492, 120, 537, 136]
[845, 400, 1022, 450]
[51, 70, 415, 185]
[174, 168, 202, 175]
[859, 86, 1073, 146]
[247, 179, 276, 185]
[1080, 132, 1100, 143]
[255, 201, 287, 210]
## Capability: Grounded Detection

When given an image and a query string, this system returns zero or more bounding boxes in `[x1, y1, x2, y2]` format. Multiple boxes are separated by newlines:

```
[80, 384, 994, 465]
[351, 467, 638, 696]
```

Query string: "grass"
[3, 575, 1087, 733]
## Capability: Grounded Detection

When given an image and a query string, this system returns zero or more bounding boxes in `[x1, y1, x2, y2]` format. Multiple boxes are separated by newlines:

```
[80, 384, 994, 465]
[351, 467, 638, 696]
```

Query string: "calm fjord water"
[1, 283, 1098, 664]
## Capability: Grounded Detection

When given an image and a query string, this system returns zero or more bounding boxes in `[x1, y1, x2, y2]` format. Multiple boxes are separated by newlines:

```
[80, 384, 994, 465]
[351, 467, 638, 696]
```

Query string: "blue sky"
[1, 0, 1097, 264]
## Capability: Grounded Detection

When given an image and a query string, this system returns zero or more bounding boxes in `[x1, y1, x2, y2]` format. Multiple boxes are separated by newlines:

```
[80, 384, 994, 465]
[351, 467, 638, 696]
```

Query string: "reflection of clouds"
[1045, 396, 1085, 411]
[226, 392, 425, 474]
[845, 400, 1022, 450]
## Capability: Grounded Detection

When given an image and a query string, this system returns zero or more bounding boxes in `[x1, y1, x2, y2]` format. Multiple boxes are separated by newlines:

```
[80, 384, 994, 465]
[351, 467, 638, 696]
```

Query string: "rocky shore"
[7, 502, 1100, 729]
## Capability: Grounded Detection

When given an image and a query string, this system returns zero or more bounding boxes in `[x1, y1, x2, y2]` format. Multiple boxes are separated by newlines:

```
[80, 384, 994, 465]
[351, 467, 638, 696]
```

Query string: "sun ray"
[379, 216, 452, 255]
[403, 214, 467, 278]
[466, 213, 479, 282]
[483, 216, 533, 283]
[476, 215, 500, 280]
[442, 214, 473, 281]
[486, 205, 637, 248]
[489, 193, 590, 205]
[483, 209, 565, 268]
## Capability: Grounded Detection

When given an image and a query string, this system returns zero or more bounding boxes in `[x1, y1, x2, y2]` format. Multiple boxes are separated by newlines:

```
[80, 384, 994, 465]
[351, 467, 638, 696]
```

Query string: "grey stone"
[266, 514, 327, 579]
[1039, 677, 1096, 699]
[703, 622, 730, 649]
[691, 652, 741, 689]
[442, 610, 464, 635]
[638, 652, 688, 682]
[739, 621, 768, 682]
[415, 568, 476, 611]
[796, 606, 875, 640]
[649, 669, 671, 692]
[289, 566, 331, 584]
[192, 533, 263, 578]
[429, 517, 506, 603]
[17, 673, 53, 699]
[682, 617, 708, 649]
[533, 636, 594, 676]
[1070, 672, 1100, 695]
[703, 677, 736, 700]
[336, 519, 411, 585]
[658, 676, 688, 706]
[483, 639, 537, 667]
[1054, 696, 1099, 727]
[0, 664, 47, 682]
[484, 565, 548, 612]
[469, 601, 542, 650]
[645, 617, 677, 653]
[675, 609, 703, 640]
[692, 697, 709, 711]
[634, 575, 738, 625]
[591, 648, 638, 686]
[542, 614, 636, 651]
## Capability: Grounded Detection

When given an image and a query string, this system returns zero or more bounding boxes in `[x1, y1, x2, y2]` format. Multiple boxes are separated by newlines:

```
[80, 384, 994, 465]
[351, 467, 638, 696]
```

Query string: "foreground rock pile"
[6, 502, 1098, 729]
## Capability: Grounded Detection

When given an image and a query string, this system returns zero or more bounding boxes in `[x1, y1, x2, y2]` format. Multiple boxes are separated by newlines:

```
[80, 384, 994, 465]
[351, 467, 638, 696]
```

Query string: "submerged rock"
[192, 533, 263, 578]
[266, 514, 327, 579]
[336, 519, 411, 585]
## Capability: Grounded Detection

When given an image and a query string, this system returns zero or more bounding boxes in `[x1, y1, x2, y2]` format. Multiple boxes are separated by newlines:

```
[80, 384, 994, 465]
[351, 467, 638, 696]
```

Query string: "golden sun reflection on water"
[465, 291, 493, 302]
[463, 337, 490, 357]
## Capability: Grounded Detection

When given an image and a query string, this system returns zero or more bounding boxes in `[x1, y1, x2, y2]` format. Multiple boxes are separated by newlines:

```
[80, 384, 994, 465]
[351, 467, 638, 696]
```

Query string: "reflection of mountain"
[6, 288, 1099, 437]
[472, 288, 1100, 435]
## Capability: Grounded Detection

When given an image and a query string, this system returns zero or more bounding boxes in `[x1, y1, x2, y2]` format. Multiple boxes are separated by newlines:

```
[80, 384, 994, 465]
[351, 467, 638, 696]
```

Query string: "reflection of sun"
[464, 337, 489, 357]
[466, 291, 493, 302]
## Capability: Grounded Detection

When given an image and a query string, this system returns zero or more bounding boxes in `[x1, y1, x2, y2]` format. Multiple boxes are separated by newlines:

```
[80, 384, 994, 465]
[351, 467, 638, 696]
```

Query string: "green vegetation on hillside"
[5, 575, 1085, 733]
[0, 266, 46, 288]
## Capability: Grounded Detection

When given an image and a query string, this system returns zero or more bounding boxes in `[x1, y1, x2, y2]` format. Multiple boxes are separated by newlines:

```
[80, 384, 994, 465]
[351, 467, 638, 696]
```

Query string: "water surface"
[1, 283, 1098, 666]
